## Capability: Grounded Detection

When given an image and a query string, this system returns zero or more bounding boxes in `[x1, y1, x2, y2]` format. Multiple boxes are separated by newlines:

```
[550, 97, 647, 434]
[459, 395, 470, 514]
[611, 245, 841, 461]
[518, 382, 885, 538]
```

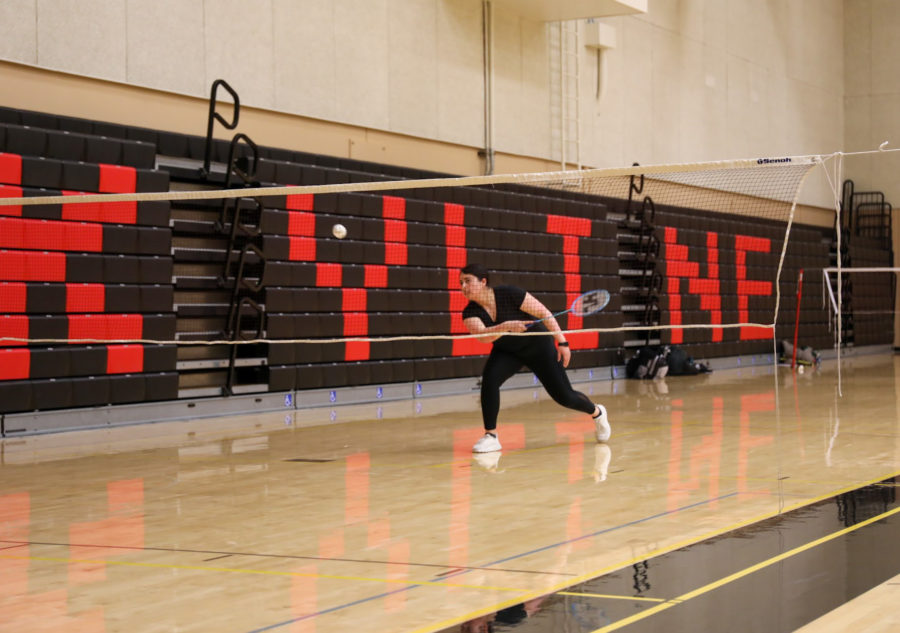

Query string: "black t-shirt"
[462, 285, 548, 353]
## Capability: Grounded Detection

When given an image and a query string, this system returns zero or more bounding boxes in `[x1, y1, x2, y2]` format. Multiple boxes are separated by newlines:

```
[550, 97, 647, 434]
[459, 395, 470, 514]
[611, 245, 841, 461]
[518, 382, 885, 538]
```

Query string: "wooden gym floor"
[1, 351, 899, 632]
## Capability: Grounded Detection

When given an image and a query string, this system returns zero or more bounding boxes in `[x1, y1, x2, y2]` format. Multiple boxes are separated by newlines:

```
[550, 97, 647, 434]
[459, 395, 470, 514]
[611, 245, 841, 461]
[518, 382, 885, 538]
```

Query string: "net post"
[792, 269, 803, 369]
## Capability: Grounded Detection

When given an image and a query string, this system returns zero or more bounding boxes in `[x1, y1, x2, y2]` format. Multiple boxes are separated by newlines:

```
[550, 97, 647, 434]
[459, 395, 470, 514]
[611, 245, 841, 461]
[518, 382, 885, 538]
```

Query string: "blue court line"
[244, 490, 740, 633]
[459, 490, 740, 574]
[246, 586, 413, 633]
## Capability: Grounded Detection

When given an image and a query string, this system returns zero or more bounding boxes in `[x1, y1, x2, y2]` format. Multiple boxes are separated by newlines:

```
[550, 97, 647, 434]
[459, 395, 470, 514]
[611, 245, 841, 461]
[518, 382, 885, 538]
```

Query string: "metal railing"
[201, 80, 268, 395]
[625, 166, 661, 344]
[201, 79, 240, 180]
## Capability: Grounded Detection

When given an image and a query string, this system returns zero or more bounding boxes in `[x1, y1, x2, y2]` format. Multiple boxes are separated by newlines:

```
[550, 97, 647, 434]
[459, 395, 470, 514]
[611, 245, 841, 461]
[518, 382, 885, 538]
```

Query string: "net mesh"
[1, 154, 833, 400]
[0, 156, 819, 348]
[822, 267, 898, 343]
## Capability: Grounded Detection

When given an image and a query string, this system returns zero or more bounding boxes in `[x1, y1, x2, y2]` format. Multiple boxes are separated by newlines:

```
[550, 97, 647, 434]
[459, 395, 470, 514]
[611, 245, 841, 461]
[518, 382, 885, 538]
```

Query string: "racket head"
[569, 289, 610, 317]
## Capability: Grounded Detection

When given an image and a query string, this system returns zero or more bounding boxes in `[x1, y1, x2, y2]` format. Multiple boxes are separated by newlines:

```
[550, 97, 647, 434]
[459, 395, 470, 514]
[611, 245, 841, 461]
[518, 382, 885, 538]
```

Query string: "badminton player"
[459, 264, 610, 453]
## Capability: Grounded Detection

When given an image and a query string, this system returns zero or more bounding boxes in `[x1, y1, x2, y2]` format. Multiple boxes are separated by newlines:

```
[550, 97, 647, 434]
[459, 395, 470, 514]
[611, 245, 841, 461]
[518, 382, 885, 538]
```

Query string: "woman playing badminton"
[459, 264, 610, 453]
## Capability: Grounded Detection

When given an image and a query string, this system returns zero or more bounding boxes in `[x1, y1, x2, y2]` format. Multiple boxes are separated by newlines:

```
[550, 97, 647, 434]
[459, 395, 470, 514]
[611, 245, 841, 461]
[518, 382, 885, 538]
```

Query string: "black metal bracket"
[224, 133, 260, 187]
[216, 133, 263, 294]
[201, 79, 241, 179]
[218, 198, 263, 288]
[224, 243, 267, 336]
[225, 296, 265, 395]
[626, 162, 645, 224]
[623, 166, 661, 343]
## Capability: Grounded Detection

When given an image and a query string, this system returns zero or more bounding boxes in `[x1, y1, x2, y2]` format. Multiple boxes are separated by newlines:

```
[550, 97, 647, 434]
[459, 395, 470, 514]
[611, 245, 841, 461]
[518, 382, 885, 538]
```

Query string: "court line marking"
[0, 539, 572, 577]
[0, 543, 27, 551]
[587, 504, 900, 633]
[405, 468, 900, 633]
[558, 591, 667, 603]
[249, 468, 900, 633]
[245, 587, 414, 633]
[456, 492, 739, 572]
[246, 490, 743, 633]
[0, 553, 529, 593]
[5, 469, 894, 633]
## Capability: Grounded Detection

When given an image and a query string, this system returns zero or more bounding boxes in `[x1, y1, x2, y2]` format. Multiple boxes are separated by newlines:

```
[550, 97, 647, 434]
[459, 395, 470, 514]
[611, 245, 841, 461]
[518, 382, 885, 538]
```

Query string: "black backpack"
[666, 346, 712, 376]
[626, 346, 670, 379]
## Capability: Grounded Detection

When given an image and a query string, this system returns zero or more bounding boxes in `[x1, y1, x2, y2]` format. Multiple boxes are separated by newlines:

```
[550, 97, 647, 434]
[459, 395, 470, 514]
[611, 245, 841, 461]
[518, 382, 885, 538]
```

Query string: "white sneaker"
[472, 433, 502, 453]
[593, 404, 611, 442]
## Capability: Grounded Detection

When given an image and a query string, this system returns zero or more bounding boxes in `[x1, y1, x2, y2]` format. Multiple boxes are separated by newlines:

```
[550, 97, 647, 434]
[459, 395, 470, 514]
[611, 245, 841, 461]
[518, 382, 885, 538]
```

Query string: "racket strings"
[570, 289, 610, 317]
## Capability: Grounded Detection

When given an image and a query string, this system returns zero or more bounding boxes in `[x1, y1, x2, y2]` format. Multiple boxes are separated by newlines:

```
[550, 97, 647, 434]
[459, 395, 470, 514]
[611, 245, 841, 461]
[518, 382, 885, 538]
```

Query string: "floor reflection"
[448, 477, 900, 633]
[0, 354, 898, 632]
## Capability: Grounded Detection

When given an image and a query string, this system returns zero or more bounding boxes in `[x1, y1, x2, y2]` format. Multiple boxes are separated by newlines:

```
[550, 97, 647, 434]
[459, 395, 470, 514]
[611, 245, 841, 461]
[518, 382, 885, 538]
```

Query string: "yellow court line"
[589, 503, 900, 633]
[589, 471, 898, 488]
[775, 470, 900, 515]
[0, 554, 525, 593]
[558, 591, 667, 603]
[409, 467, 900, 633]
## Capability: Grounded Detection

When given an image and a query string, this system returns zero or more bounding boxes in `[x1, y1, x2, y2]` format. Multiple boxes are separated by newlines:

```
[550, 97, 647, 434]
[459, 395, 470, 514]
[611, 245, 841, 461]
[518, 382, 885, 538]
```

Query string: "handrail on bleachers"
[201, 79, 241, 180]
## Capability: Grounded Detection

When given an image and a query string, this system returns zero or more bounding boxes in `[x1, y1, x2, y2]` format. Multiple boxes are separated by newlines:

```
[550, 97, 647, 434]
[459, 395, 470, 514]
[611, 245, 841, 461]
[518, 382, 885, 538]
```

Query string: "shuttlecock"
[332, 223, 347, 239]
[879, 141, 889, 151]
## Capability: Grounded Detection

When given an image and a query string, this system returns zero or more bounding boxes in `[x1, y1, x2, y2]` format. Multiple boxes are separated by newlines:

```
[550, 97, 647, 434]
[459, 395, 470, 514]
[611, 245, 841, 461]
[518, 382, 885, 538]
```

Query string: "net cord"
[0, 322, 775, 347]
[0, 155, 824, 208]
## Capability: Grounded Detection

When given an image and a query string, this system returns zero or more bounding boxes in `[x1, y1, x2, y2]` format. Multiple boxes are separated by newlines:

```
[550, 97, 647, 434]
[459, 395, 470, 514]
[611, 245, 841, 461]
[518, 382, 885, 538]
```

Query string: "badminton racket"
[533, 288, 610, 323]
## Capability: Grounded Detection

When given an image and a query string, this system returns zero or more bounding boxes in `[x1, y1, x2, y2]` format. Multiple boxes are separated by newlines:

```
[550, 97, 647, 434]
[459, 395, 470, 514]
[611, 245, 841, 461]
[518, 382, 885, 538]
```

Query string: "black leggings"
[480, 338, 596, 431]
